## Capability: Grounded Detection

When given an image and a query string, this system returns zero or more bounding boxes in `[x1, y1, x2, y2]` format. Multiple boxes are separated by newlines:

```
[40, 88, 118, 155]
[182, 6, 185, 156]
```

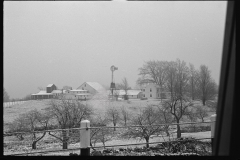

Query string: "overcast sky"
[4, 1, 227, 99]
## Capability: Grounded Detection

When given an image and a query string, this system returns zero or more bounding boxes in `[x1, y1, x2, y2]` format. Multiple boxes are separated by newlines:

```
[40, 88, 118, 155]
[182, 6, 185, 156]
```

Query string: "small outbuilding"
[46, 84, 57, 93]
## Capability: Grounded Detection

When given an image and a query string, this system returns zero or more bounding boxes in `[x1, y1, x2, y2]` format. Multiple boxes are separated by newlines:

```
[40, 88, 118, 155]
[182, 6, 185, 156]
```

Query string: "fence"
[4, 116, 216, 156]
[3, 101, 27, 108]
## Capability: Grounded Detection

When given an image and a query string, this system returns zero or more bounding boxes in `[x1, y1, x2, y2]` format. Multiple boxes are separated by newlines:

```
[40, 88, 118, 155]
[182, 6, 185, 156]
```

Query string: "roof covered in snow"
[31, 90, 53, 95]
[47, 84, 54, 87]
[51, 90, 66, 94]
[85, 82, 105, 92]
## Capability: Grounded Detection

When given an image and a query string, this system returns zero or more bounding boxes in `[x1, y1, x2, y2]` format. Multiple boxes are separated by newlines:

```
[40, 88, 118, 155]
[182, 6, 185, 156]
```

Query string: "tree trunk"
[114, 123, 116, 131]
[63, 141, 68, 149]
[202, 98, 206, 106]
[165, 126, 170, 137]
[62, 130, 68, 149]
[32, 141, 37, 149]
[176, 122, 181, 138]
[145, 137, 149, 148]
[193, 125, 196, 132]
[103, 141, 105, 149]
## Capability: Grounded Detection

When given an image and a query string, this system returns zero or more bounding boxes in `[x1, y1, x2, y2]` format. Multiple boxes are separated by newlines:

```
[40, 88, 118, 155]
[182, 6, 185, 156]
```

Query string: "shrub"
[89, 137, 211, 156]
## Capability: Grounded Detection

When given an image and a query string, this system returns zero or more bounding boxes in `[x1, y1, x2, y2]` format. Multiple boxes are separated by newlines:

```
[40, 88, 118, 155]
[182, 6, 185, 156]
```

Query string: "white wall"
[142, 84, 159, 99]
[77, 83, 97, 95]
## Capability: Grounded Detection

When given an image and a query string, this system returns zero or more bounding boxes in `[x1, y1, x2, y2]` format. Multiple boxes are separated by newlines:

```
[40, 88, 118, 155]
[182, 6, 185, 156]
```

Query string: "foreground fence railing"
[3, 101, 27, 107]
[4, 116, 216, 156]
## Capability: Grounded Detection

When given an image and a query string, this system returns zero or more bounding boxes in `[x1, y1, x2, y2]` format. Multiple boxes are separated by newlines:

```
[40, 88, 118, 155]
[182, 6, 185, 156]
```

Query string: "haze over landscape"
[4, 1, 227, 99]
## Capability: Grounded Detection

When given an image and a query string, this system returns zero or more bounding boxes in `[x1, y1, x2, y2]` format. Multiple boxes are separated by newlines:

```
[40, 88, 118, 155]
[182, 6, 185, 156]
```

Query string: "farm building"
[63, 89, 92, 100]
[31, 82, 106, 100]
[46, 84, 57, 93]
[31, 90, 54, 100]
[107, 89, 143, 99]
[77, 82, 105, 95]
[141, 83, 170, 99]
[51, 89, 67, 98]
[31, 84, 64, 100]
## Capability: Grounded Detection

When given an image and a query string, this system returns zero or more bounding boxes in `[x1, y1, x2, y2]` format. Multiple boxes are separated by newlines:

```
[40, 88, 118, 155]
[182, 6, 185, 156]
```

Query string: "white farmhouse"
[141, 83, 171, 99]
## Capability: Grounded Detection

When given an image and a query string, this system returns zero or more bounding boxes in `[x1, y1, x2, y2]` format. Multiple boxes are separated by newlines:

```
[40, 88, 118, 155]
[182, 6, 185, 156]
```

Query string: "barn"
[31, 90, 53, 100]
[46, 84, 57, 93]
[77, 82, 105, 95]
[31, 84, 57, 100]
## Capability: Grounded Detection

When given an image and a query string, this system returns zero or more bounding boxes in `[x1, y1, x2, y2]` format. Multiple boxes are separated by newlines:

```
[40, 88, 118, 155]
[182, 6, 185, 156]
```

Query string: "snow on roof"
[51, 90, 66, 94]
[85, 82, 105, 92]
[47, 84, 54, 87]
[127, 90, 142, 95]
[76, 93, 92, 96]
[31, 90, 53, 95]
[38, 90, 47, 94]
[70, 89, 88, 92]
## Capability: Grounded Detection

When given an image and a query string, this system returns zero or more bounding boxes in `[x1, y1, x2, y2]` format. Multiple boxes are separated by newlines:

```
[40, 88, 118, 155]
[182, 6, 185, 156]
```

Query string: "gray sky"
[4, 1, 227, 99]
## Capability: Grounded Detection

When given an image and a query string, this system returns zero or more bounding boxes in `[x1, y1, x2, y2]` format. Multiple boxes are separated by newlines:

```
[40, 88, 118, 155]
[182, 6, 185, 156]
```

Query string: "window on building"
[150, 94, 152, 97]
[150, 88, 152, 92]
[143, 94, 145, 97]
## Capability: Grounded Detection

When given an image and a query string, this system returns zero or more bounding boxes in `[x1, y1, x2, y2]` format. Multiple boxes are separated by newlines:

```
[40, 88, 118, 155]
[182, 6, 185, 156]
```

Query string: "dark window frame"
[213, 1, 237, 156]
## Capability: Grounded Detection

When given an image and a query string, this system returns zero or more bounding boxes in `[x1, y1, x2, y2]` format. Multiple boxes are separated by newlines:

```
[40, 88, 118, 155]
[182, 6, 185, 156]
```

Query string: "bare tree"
[90, 115, 112, 148]
[206, 100, 217, 111]
[38, 87, 45, 91]
[195, 106, 208, 122]
[62, 86, 72, 90]
[156, 104, 174, 136]
[138, 60, 168, 87]
[117, 77, 131, 100]
[138, 60, 169, 101]
[7, 115, 28, 141]
[185, 108, 198, 132]
[165, 61, 178, 100]
[106, 105, 120, 131]
[188, 63, 198, 100]
[120, 106, 131, 126]
[4, 87, 10, 102]
[45, 99, 93, 149]
[122, 105, 163, 148]
[163, 96, 193, 138]
[196, 65, 217, 105]
[7, 109, 51, 149]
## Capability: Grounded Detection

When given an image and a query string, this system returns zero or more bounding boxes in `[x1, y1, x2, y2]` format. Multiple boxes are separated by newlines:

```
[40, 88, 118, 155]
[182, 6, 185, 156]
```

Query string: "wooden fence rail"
[4, 116, 216, 156]
[3, 101, 27, 107]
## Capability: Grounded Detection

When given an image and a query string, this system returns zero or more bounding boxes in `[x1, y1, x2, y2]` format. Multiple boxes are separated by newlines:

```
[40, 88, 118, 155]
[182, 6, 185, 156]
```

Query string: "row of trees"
[7, 99, 209, 149]
[7, 99, 93, 149]
[137, 59, 218, 105]
[135, 59, 218, 138]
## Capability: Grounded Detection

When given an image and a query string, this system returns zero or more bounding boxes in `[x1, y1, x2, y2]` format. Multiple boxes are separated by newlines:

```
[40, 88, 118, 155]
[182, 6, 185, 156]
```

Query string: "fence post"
[80, 120, 90, 156]
[210, 114, 216, 153]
